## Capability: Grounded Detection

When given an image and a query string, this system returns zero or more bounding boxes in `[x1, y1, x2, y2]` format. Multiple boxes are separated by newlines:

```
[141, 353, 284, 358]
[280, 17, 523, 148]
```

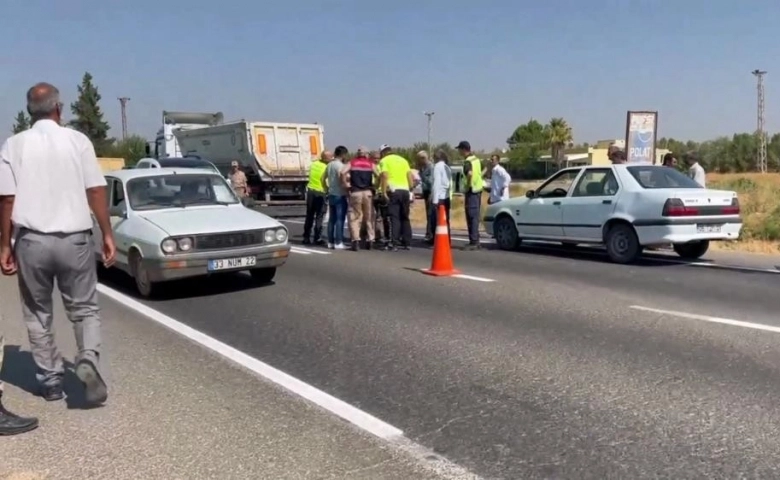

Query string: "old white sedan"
[482, 164, 742, 264]
[93, 168, 290, 297]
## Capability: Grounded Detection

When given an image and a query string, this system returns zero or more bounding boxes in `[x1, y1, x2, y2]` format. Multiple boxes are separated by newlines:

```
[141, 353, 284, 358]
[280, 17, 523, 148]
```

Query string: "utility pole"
[751, 70, 767, 173]
[118, 97, 130, 141]
[423, 111, 435, 158]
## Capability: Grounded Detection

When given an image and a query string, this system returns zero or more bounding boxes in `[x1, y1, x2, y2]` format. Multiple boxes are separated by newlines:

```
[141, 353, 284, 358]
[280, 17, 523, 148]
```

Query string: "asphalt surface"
[90, 210, 780, 479]
[0, 278, 450, 480]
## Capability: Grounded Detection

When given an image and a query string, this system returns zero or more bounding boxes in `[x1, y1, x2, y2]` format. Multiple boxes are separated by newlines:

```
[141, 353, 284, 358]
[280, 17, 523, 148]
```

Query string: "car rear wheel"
[673, 240, 709, 260]
[493, 216, 521, 251]
[604, 223, 642, 264]
[130, 251, 156, 298]
[250, 267, 277, 284]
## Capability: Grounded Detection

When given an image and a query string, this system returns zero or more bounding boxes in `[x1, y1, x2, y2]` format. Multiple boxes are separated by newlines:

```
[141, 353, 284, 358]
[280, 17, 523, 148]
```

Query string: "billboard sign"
[624, 111, 658, 164]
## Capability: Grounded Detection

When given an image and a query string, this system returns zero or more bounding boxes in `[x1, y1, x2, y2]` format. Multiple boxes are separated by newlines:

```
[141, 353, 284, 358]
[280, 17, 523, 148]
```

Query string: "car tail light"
[662, 198, 699, 216]
[721, 197, 740, 215]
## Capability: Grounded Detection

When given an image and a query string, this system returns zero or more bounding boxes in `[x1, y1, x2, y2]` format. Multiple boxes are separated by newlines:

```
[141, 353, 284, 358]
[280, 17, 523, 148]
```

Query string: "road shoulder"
[0, 277, 444, 480]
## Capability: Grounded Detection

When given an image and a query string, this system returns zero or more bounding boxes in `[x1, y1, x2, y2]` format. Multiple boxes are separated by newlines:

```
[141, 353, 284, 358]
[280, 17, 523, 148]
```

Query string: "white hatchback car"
[94, 168, 290, 297]
[482, 164, 742, 264]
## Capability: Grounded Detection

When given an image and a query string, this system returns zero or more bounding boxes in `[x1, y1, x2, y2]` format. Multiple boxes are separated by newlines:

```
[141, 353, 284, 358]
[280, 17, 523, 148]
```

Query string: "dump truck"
[145, 111, 324, 204]
[173, 120, 324, 204]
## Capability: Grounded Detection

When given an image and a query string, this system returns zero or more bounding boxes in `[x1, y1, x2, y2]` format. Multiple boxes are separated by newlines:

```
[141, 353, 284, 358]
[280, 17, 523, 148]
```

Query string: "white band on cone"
[436, 226, 449, 235]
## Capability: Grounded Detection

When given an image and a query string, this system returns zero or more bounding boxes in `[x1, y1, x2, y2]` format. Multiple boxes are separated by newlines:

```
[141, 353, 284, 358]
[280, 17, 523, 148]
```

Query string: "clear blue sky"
[3, 0, 780, 150]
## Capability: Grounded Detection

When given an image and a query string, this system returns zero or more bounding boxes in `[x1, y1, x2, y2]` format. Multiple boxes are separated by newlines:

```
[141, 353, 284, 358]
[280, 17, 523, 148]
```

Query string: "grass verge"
[410, 174, 780, 255]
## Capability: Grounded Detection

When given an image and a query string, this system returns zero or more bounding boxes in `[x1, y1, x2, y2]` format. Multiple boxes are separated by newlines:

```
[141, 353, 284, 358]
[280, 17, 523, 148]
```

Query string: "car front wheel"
[673, 240, 709, 260]
[493, 216, 521, 251]
[130, 251, 156, 298]
[604, 223, 642, 264]
[250, 267, 277, 284]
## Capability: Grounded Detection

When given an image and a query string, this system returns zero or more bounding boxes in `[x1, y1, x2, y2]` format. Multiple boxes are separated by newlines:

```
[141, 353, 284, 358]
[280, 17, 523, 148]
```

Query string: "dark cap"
[455, 140, 471, 151]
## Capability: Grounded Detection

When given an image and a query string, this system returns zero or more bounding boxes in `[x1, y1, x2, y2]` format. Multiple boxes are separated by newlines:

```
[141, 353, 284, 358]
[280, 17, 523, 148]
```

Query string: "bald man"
[0, 82, 116, 407]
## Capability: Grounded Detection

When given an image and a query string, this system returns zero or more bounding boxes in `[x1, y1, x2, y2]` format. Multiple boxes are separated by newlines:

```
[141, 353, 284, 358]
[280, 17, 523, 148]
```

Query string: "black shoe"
[302, 238, 312, 245]
[40, 383, 64, 402]
[351, 241, 359, 252]
[0, 398, 39, 436]
[365, 241, 372, 251]
[400, 245, 411, 251]
[463, 244, 479, 251]
[75, 359, 108, 405]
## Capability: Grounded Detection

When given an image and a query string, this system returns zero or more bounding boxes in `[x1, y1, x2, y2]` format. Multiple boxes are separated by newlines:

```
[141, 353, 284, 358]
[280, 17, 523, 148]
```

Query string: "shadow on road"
[1, 345, 101, 410]
[97, 267, 272, 302]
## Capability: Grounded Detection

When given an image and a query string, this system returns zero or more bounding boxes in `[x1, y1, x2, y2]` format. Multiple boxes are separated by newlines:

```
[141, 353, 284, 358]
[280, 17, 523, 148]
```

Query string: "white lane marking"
[452, 274, 495, 283]
[290, 246, 331, 255]
[681, 261, 780, 274]
[96, 284, 481, 480]
[630, 305, 780, 334]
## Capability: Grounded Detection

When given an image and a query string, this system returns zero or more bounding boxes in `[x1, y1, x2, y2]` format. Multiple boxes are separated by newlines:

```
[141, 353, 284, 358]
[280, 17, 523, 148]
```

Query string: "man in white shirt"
[684, 152, 706, 187]
[0, 82, 116, 406]
[428, 149, 453, 245]
[488, 154, 512, 204]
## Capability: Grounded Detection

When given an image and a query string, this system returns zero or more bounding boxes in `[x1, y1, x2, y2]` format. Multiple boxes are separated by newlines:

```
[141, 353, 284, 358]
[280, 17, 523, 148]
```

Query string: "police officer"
[456, 141, 483, 250]
[302, 151, 331, 245]
[378, 144, 414, 251]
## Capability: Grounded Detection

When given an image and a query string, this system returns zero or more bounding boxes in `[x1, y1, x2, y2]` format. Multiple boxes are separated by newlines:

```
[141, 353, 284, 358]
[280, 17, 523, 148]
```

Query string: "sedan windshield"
[626, 166, 703, 189]
[127, 174, 239, 210]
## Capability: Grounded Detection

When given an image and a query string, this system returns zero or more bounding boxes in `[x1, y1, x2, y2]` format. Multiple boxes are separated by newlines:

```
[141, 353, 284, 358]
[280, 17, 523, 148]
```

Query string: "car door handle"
[602, 200, 612, 205]
[553, 201, 561, 206]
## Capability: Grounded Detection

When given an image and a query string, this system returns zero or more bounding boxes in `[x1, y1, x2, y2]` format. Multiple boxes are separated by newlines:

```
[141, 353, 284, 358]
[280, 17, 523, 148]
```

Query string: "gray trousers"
[15, 229, 101, 387]
[464, 192, 482, 244]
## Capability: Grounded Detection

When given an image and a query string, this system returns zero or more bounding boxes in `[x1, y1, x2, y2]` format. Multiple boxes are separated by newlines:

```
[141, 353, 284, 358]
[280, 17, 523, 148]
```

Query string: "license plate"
[696, 224, 722, 234]
[208, 256, 256, 271]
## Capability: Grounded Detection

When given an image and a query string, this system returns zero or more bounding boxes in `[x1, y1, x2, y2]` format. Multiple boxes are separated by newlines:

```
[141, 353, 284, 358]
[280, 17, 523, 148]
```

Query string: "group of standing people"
[0, 82, 116, 436]
[302, 144, 415, 251]
[302, 140, 503, 252]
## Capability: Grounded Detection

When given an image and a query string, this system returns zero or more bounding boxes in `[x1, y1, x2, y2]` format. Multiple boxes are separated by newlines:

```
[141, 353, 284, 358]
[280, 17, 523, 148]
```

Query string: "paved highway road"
[94, 213, 780, 479]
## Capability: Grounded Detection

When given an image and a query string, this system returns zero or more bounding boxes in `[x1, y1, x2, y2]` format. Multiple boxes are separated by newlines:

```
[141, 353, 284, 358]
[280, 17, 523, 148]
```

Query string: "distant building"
[537, 139, 670, 173]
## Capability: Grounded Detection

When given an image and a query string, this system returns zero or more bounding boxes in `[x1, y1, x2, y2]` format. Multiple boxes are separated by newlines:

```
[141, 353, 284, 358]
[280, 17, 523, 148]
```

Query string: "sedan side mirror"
[109, 205, 127, 218]
[525, 190, 536, 199]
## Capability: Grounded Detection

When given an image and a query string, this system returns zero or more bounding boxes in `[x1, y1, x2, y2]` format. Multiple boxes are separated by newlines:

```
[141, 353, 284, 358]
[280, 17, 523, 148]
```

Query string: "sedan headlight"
[275, 228, 288, 243]
[161, 238, 177, 254]
[264, 229, 276, 243]
[177, 237, 193, 251]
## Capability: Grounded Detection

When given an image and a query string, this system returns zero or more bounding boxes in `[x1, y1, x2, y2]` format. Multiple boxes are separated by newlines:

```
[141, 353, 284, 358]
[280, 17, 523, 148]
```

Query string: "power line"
[423, 111, 435, 158]
[118, 97, 130, 141]
[751, 70, 767, 173]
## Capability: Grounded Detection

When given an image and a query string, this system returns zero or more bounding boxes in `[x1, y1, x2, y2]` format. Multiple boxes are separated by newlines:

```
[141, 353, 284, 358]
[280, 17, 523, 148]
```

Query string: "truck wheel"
[604, 223, 642, 264]
[673, 240, 709, 260]
[250, 267, 277, 284]
[130, 251, 156, 298]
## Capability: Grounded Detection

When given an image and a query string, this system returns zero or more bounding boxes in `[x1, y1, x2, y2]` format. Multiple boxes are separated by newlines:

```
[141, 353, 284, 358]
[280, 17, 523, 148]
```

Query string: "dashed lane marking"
[290, 246, 331, 255]
[630, 305, 780, 334]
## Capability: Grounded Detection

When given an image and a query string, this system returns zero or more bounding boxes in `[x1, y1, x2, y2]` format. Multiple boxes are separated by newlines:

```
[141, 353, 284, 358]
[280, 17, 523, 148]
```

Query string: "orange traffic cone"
[421, 204, 460, 277]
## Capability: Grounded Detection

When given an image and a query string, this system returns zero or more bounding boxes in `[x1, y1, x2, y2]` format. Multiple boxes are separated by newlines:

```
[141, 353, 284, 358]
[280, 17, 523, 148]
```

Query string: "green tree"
[107, 135, 148, 167]
[546, 117, 573, 169]
[11, 110, 31, 134]
[69, 72, 114, 156]
[507, 119, 549, 149]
